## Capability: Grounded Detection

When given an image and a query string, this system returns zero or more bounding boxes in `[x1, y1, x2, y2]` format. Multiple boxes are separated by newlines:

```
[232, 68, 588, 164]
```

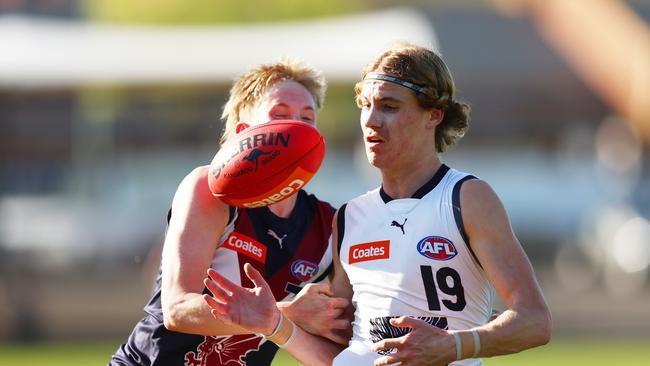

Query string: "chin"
[366, 156, 383, 168]
[365, 152, 377, 166]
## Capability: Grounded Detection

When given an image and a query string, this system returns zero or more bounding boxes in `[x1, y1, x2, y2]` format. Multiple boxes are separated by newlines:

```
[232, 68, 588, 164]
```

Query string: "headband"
[363, 72, 429, 96]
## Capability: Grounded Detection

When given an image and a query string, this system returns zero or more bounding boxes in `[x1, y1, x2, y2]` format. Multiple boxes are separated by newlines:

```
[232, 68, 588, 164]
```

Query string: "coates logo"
[417, 236, 457, 261]
[243, 179, 304, 208]
[223, 232, 267, 263]
[349, 240, 390, 264]
[291, 259, 319, 282]
[185, 334, 262, 366]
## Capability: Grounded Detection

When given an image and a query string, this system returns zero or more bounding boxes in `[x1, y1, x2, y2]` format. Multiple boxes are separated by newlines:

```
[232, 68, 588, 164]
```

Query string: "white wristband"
[265, 312, 284, 338]
[471, 330, 481, 358]
[452, 332, 462, 360]
[278, 321, 297, 349]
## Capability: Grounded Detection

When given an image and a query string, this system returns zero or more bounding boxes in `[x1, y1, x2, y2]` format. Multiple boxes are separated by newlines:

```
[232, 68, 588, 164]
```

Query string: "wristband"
[264, 312, 284, 338]
[471, 330, 481, 358]
[452, 332, 462, 361]
[265, 312, 296, 347]
[278, 321, 297, 349]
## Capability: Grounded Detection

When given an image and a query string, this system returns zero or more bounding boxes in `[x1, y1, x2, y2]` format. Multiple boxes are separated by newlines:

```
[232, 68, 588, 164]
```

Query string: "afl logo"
[417, 236, 457, 261]
[291, 259, 318, 282]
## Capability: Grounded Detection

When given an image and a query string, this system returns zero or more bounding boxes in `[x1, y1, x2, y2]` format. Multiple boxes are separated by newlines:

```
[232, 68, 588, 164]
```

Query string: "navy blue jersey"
[110, 190, 335, 366]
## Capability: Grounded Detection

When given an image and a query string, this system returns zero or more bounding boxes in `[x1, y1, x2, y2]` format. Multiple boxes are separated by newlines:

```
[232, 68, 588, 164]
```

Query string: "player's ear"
[426, 108, 444, 129]
[235, 122, 250, 134]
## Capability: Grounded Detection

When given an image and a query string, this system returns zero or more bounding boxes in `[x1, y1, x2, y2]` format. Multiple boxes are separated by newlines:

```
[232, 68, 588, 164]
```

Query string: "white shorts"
[333, 338, 482, 366]
[333, 339, 382, 366]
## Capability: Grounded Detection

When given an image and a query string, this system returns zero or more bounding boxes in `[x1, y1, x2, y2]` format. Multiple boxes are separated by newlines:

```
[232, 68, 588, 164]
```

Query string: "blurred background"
[1, 0, 650, 365]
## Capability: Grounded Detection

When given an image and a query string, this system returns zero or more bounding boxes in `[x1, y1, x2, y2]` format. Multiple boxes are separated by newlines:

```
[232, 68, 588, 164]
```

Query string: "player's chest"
[342, 210, 461, 276]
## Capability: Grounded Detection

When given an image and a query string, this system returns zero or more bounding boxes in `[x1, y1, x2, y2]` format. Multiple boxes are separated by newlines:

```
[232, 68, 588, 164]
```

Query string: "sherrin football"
[208, 120, 325, 208]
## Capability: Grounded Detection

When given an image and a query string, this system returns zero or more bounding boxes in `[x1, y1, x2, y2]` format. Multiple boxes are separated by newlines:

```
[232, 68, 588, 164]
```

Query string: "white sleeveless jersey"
[334, 165, 495, 366]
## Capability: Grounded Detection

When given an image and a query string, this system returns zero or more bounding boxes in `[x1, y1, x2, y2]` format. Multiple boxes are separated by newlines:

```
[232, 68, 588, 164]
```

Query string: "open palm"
[203, 263, 279, 335]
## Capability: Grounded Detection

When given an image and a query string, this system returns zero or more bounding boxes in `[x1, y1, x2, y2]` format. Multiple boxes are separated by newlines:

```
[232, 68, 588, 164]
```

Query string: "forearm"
[164, 292, 249, 336]
[459, 304, 551, 358]
[166, 297, 307, 337]
[280, 325, 345, 366]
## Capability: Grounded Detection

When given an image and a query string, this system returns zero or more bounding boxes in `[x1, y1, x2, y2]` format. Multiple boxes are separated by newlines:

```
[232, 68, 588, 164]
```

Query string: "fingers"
[328, 296, 350, 310]
[373, 354, 401, 366]
[203, 277, 231, 302]
[329, 318, 351, 330]
[390, 316, 442, 331]
[207, 268, 238, 293]
[202, 295, 232, 324]
[313, 282, 334, 296]
[243, 263, 271, 292]
[210, 308, 232, 324]
[372, 337, 403, 353]
[203, 293, 222, 311]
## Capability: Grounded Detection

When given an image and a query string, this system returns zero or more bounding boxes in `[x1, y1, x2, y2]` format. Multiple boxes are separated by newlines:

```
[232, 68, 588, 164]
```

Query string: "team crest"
[416, 236, 457, 260]
[184, 334, 263, 366]
[291, 259, 319, 282]
[369, 316, 448, 355]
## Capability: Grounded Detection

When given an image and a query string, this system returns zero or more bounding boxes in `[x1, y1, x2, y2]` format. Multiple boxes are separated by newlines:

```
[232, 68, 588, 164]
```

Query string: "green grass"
[483, 337, 650, 366]
[0, 340, 121, 366]
[0, 337, 648, 365]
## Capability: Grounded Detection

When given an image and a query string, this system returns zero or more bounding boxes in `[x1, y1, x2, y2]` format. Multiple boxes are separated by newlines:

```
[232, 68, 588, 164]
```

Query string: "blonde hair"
[354, 43, 471, 152]
[220, 59, 327, 144]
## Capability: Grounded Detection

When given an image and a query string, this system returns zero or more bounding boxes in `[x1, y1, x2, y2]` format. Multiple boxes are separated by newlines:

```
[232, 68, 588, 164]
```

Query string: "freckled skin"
[358, 81, 442, 197]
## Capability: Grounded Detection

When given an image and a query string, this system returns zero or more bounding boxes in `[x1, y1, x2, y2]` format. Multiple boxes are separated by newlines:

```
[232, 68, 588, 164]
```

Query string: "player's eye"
[383, 104, 398, 112]
[269, 105, 290, 120]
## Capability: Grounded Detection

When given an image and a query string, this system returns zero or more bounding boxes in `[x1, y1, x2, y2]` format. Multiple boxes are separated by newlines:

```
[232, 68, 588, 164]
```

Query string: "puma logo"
[267, 229, 287, 249]
[242, 148, 273, 172]
[390, 218, 407, 235]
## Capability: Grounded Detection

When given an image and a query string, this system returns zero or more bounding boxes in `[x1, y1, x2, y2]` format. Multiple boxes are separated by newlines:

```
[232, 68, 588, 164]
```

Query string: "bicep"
[460, 180, 546, 309]
[161, 166, 230, 298]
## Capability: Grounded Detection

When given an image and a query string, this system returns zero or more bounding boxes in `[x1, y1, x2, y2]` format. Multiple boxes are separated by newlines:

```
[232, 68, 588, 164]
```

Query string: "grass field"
[0, 336, 648, 365]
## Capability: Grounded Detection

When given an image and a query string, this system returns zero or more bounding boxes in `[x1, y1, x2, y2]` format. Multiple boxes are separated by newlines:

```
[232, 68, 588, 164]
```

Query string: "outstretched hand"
[203, 263, 280, 335]
[371, 317, 456, 366]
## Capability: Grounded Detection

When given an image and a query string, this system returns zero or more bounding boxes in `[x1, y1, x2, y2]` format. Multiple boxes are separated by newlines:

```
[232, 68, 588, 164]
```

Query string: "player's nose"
[361, 107, 383, 129]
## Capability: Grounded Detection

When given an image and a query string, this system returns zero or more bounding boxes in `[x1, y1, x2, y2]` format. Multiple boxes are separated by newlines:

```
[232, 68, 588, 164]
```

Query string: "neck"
[268, 193, 298, 218]
[381, 155, 442, 199]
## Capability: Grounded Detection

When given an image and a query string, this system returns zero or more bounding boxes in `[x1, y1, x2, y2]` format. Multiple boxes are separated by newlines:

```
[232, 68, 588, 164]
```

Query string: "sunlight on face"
[246, 80, 317, 127]
[358, 80, 434, 169]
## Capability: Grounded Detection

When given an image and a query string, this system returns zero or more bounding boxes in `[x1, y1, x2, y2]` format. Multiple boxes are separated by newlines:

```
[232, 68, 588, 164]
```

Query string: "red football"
[208, 120, 325, 208]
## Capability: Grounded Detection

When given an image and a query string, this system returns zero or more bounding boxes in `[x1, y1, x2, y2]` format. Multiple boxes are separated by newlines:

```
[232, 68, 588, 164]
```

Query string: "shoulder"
[178, 165, 209, 188]
[172, 165, 229, 216]
[458, 178, 512, 236]
[459, 178, 501, 208]
[175, 166, 210, 201]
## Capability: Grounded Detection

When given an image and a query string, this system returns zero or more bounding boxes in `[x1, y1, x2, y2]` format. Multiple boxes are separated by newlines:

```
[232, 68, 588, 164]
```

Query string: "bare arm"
[278, 208, 354, 362]
[372, 180, 551, 366]
[203, 208, 354, 365]
[161, 166, 248, 336]
[459, 179, 551, 356]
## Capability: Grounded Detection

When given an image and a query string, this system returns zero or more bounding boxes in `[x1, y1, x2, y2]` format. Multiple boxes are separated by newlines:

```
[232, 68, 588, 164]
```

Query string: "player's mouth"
[366, 135, 385, 144]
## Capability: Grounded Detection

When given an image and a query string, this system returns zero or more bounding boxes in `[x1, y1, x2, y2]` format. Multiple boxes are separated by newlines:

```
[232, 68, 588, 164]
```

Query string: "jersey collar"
[379, 164, 450, 203]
